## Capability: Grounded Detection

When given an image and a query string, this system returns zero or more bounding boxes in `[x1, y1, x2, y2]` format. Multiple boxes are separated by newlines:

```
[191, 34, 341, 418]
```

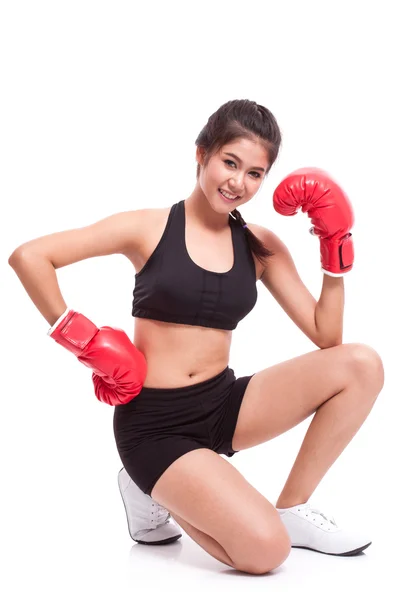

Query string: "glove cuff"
[49, 310, 99, 357]
[47, 307, 71, 336]
[321, 268, 347, 278]
[320, 234, 354, 275]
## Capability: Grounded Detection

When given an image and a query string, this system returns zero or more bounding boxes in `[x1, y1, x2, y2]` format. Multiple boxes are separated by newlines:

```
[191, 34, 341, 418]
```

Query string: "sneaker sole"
[292, 541, 372, 556]
[118, 469, 182, 545]
[134, 534, 182, 546]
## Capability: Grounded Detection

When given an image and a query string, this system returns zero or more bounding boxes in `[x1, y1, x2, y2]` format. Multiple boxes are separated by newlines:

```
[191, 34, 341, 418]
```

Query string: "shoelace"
[301, 504, 338, 529]
[151, 502, 170, 527]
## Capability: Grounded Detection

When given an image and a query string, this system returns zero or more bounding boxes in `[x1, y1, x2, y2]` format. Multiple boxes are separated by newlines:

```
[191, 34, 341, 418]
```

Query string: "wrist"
[47, 307, 72, 335]
[321, 268, 347, 278]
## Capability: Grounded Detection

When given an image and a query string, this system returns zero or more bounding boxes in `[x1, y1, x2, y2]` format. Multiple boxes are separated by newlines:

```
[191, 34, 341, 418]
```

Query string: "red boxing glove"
[48, 309, 147, 406]
[273, 168, 355, 276]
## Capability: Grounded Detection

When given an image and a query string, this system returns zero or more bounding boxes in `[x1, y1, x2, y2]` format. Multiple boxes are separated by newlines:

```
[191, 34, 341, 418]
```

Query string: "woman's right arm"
[8, 210, 145, 326]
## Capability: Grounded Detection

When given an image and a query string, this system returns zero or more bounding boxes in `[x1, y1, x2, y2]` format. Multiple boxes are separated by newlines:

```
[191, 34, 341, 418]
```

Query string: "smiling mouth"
[218, 188, 240, 201]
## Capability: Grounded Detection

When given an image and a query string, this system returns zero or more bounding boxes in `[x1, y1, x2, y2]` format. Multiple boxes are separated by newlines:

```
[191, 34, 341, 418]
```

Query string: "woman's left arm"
[270, 167, 354, 348]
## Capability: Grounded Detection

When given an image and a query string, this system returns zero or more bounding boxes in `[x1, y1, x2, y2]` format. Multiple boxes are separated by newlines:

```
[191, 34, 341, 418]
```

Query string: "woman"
[9, 99, 384, 575]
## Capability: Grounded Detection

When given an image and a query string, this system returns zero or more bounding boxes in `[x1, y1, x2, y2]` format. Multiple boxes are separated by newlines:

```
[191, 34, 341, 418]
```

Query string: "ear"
[196, 146, 206, 166]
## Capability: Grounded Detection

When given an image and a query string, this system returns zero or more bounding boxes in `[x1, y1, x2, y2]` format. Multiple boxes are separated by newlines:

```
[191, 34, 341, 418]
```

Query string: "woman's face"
[197, 137, 270, 214]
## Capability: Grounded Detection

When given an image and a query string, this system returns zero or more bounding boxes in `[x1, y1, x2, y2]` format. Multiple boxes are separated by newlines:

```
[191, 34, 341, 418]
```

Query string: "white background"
[1, 0, 398, 598]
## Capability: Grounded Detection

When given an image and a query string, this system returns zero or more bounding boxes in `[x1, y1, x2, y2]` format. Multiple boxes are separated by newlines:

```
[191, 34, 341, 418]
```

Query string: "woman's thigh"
[232, 342, 384, 451]
[151, 447, 291, 572]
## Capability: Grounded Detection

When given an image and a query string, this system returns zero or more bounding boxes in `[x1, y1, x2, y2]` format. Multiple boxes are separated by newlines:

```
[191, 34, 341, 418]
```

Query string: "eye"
[224, 159, 236, 168]
[224, 160, 260, 179]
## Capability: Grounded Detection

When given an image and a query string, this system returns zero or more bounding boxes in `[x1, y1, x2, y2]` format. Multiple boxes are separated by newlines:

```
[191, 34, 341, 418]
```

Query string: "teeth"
[219, 189, 237, 200]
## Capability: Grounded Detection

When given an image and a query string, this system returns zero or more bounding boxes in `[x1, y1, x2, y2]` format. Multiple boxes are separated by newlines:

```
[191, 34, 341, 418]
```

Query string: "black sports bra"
[131, 200, 258, 330]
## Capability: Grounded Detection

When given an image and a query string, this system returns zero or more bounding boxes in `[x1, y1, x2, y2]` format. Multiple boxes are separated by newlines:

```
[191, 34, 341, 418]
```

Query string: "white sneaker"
[277, 503, 372, 556]
[118, 468, 182, 545]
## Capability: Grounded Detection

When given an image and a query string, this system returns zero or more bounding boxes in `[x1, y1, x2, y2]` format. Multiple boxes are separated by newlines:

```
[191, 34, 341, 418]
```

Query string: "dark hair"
[195, 99, 282, 266]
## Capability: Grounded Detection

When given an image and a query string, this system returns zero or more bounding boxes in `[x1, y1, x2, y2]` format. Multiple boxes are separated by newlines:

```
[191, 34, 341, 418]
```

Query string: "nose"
[229, 175, 244, 194]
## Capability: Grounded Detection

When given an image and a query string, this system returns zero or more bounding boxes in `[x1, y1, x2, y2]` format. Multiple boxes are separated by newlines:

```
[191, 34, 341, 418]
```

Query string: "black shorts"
[113, 366, 254, 496]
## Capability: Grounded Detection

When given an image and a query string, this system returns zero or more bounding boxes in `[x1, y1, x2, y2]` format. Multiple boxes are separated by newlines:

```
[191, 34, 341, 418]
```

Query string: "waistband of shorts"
[138, 365, 234, 398]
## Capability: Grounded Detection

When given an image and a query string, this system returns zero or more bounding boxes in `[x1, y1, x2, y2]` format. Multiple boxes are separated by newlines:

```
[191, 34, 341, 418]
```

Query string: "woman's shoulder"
[246, 222, 284, 251]
[121, 204, 174, 266]
[135, 204, 173, 235]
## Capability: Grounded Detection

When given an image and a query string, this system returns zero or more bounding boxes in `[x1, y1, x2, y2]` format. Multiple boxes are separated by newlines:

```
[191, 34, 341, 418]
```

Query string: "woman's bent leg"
[151, 448, 291, 575]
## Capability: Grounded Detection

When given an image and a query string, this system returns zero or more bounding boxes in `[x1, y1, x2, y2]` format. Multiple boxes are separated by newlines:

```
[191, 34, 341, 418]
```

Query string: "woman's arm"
[8, 210, 145, 326]
[315, 274, 344, 346]
[248, 223, 342, 349]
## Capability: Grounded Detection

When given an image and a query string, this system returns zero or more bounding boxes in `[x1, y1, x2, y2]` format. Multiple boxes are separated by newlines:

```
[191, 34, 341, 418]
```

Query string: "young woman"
[9, 99, 384, 575]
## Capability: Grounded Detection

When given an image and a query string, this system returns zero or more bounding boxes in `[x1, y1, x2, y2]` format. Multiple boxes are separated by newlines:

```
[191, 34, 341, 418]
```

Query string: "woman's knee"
[232, 526, 291, 575]
[344, 343, 385, 391]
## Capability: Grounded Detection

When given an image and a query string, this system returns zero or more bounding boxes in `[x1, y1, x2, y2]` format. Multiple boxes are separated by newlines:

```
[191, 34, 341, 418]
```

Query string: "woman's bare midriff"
[133, 318, 232, 388]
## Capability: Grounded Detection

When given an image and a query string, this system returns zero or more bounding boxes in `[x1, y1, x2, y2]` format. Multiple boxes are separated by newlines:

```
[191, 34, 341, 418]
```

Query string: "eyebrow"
[224, 152, 266, 173]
